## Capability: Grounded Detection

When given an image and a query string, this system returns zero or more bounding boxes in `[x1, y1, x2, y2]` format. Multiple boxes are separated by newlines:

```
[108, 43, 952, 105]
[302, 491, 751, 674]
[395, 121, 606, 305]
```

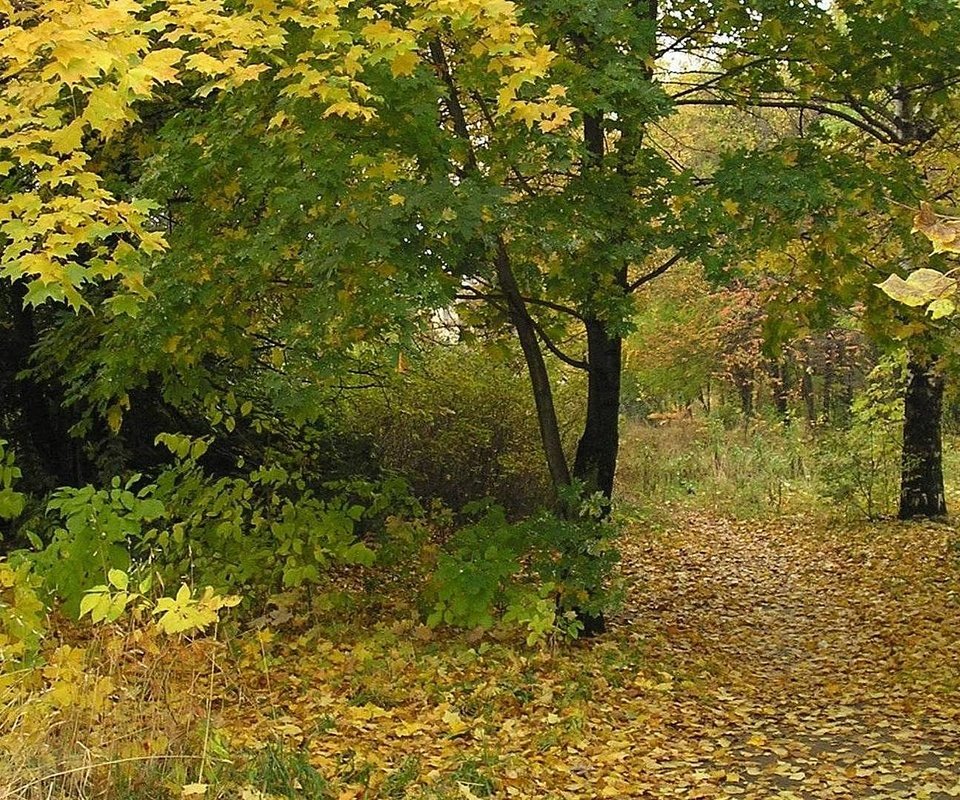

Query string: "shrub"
[815, 359, 902, 519]
[340, 344, 583, 515]
[424, 497, 621, 644]
[16, 434, 429, 615]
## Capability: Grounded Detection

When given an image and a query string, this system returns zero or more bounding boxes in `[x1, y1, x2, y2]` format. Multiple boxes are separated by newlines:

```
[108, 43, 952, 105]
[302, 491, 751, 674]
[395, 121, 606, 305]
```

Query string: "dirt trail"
[618, 511, 960, 798]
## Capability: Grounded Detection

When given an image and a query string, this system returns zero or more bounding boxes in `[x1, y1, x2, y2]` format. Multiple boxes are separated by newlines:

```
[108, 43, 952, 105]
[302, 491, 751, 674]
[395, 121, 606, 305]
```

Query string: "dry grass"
[1, 620, 225, 800]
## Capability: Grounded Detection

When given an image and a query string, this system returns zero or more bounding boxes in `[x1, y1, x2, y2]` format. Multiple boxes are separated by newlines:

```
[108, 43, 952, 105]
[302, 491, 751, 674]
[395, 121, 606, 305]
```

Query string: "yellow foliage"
[1, 0, 572, 307]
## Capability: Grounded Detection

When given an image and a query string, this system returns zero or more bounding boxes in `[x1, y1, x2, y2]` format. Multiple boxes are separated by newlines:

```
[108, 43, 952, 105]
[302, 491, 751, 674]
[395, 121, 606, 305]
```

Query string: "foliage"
[0, 439, 26, 522]
[815, 358, 904, 520]
[0, 0, 571, 308]
[79, 572, 241, 635]
[425, 499, 620, 643]
[913, 203, 960, 255]
[342, 343, 581, 514]
[27, 475, 165, 617]
[0, 558, 45, 666]
[877, 203, 960, 320]
[144, 448, 386, 599]
[12, 434, 427, 620]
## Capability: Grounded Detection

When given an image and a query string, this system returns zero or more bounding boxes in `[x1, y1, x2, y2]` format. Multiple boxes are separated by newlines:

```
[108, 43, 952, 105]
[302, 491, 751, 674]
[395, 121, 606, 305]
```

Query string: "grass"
[613, 413, 935, 520]
[3, 417, 960, 799]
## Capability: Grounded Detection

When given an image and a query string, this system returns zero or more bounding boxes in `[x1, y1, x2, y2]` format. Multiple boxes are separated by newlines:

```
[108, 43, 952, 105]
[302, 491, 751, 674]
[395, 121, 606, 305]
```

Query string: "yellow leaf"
[49, 121, 85, 155]
[394, 720, 424, 737]
[107, 404, 124, 433]
[186, 52, 227, 77]
[141, 48, 186, 83]
[390, 50, 418, 77]
[442, 708, 470, 736]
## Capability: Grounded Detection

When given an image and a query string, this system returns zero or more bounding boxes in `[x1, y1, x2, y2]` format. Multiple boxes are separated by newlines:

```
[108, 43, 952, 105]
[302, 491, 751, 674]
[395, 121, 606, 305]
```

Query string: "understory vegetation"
[4, 340, 960, 798]
[3, 0, 960, 797]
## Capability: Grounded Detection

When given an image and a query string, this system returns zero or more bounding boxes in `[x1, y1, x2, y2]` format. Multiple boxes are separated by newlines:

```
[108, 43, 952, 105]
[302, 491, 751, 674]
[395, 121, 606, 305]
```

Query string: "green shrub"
[341, 344, 583, 515]
[814, 359, 902, 519]
[16, 434, 428, 615]
[27, 475, 165, 616]
[424, 497, 620, 644]
[0, 439, 26, 523]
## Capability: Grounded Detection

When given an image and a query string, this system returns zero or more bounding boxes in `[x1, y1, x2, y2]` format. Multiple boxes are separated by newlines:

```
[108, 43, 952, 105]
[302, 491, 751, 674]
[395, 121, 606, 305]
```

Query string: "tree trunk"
[568, 320, 620, 638]
[801, 362, 815, 423]
[493, 240, 571, 495]
[572, 318, 622, 503]
[899, 355, 947, 519]
[770, 358, 789, 423]
[736, 371, 754, 419]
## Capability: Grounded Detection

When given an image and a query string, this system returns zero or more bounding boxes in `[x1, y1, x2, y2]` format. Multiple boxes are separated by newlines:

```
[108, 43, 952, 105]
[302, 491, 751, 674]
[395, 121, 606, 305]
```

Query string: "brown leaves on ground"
[202, 511, 960, 799]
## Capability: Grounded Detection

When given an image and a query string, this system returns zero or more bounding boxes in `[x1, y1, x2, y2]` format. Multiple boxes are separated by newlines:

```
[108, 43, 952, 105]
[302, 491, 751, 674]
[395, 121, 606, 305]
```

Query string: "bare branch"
[628, 251, 684, 292]
[673, 95, 894, 143]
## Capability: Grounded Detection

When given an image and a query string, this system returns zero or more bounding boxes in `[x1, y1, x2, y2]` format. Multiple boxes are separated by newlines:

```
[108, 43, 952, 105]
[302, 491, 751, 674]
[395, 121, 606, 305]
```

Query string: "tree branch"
[628, 251, 684, 292]
[457, 286, 584, 320]
[672, 94, 894, 143]
[526, 315, 589, 371]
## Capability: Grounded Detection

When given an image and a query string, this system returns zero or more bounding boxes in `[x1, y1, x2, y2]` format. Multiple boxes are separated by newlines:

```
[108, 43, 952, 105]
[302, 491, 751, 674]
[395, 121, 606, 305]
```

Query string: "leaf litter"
[207, 510, 960, 798]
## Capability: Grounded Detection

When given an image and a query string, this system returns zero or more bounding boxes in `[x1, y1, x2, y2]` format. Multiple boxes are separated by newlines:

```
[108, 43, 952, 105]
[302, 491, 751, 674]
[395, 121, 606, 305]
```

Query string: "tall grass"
[615, 413, 924, 520]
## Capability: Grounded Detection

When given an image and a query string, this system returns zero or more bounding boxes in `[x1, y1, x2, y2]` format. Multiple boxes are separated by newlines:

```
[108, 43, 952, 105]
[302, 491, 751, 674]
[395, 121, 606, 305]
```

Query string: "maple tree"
[2, 0, 960, 648]
[5, 0, 959, 525]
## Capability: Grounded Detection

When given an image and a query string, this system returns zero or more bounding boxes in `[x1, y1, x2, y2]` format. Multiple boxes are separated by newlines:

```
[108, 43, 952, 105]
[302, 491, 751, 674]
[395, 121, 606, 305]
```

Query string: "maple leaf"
[390, 50, 419, 78]
[913, 202, 960, 254]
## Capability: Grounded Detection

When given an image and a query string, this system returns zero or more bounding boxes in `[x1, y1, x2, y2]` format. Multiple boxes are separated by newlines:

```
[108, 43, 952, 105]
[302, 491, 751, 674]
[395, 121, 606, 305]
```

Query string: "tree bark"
[494, 240, 571, 495]
[736, 369, 754, 419]
[800, 363, 817, 425]
[899, 355, 947, 519]
[770, 358, 790, 423]
[570, 318, 620, 637]
[572, 318, 622, 502]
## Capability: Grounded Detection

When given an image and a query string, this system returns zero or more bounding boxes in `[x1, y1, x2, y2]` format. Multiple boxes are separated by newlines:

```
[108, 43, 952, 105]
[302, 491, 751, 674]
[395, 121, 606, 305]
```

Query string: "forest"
[2, 0, 960, 797]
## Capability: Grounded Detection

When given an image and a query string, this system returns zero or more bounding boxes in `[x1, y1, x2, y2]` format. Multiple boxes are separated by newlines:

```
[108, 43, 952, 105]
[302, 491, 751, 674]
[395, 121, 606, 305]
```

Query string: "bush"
[340, 344, 583, 515]
[424, 497, 621, 644]
[815, 359, 902, 520]
[15, 434, 430, 616]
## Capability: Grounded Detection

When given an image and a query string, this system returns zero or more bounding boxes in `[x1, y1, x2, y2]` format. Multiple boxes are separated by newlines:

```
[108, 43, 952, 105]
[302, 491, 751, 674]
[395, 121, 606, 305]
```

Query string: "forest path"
[616, 511, 960, 798]
[215, 511, 960, 799]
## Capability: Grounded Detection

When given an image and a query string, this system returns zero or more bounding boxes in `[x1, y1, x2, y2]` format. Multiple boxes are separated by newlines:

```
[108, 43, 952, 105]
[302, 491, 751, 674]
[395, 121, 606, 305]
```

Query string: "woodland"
[2, 0, 960, 797]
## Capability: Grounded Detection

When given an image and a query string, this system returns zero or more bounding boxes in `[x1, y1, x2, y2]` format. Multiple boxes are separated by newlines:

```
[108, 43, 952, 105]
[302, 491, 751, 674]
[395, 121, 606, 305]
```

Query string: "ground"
[205, 510, 960, 799]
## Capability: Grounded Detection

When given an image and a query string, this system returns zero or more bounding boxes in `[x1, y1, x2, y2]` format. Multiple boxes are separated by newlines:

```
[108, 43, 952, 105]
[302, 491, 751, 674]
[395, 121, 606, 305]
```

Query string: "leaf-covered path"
[219, 512, 960, 799]
[619, 512, 960, 798]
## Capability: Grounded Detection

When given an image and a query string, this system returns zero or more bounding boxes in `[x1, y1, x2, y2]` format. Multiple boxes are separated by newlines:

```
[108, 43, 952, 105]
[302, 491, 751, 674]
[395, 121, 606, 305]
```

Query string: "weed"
[382, 755, 421, 798]
[245, 743, 331, 799]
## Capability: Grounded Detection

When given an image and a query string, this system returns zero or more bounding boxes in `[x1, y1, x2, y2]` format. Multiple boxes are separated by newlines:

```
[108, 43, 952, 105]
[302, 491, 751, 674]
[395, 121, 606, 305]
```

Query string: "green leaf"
[928, 297, 956, 320]
[107, 568, 129, 590]
[79, 590, 103, 619]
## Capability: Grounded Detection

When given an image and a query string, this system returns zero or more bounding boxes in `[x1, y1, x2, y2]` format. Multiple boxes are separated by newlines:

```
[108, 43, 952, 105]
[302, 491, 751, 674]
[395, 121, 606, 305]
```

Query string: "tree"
[4, 0, 960, 534]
